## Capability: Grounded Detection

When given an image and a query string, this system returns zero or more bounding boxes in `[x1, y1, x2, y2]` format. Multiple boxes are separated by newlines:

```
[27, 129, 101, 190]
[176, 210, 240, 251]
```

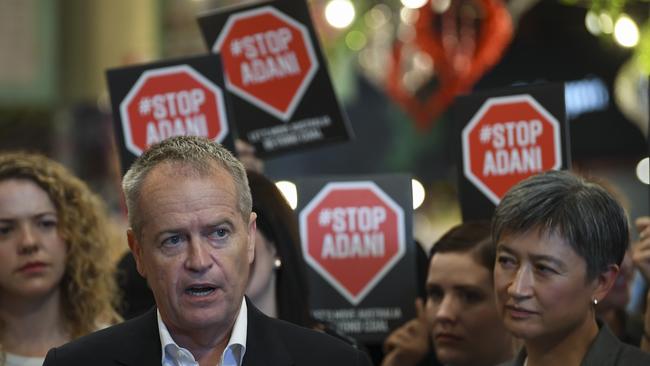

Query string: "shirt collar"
[157, 298, 248, 366]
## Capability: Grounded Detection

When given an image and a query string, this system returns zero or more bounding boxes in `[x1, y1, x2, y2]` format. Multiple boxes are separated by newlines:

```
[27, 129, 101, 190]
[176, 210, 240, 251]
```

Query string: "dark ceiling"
[475, 0, 647, 160]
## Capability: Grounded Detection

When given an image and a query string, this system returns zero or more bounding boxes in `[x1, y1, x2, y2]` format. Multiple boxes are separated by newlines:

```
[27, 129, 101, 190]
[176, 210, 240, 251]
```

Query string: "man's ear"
[592, 264, 620, 304]
[127, 228, 146, 279]
[247, 212, 257, 265]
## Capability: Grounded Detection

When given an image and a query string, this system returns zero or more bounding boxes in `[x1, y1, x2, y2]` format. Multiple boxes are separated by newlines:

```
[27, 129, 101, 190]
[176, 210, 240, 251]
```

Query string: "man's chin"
[178, 311, 229, 330]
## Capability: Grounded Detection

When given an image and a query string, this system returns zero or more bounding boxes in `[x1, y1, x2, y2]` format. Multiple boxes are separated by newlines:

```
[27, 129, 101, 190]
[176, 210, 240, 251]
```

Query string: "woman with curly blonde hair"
[0, 152, 121, 366]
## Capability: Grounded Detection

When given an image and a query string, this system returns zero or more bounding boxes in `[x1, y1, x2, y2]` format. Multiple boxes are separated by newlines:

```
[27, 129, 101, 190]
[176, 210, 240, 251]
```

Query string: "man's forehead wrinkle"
[142, 162, 234, 195]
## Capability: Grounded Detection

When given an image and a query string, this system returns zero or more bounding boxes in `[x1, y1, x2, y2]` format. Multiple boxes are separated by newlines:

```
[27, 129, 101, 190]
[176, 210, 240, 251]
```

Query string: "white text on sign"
[138, 89, 208, 146]
[480, 120, 543, 176]
[230, 28, 302, 85]
[318, 206, 387, 259]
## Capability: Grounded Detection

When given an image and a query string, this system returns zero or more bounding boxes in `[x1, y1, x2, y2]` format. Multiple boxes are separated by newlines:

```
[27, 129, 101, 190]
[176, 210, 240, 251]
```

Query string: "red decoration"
[386, 0, 513, 130]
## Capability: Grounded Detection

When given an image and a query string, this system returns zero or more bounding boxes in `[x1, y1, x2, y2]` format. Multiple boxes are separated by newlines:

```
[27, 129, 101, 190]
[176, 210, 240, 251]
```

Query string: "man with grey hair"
[43, 136, 372, 366]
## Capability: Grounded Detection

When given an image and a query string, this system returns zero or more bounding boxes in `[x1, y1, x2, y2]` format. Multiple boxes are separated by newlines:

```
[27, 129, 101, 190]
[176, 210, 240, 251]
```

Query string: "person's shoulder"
[593, 320, 650, 365]
[264, 316, 372, 365]
[43, 310, 159, 366]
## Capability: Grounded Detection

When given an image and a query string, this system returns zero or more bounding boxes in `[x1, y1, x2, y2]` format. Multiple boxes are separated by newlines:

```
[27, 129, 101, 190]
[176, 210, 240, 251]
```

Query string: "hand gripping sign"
[119, 65, 228, 156]
[212, 6, 318, 121]
[462, 94, 562, 204]
[299, 182, 405, 305]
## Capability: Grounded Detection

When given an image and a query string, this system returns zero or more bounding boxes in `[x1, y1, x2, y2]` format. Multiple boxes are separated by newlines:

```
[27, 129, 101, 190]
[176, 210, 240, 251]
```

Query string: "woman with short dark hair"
[493, 170, 650, 365]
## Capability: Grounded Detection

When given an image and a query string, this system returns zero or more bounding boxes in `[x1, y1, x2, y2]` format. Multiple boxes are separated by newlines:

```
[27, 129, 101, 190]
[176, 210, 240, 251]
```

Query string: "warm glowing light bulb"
[275, 180, 298, 209]
[599, 12, 614, 34]
[325, 0, 356, 29]
[401, 0, 428, 10]
[614, 15, 640, 48]
[345, 30, 367, 50]
[431, 0, 451, 13]
[412, 179, 425, 209]
[636, 157, 649, 185]
[585, 11, 600, 35]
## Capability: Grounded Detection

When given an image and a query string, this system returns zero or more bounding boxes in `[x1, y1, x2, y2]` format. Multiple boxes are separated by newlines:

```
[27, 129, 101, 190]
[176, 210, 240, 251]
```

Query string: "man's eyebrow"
[154, 229, 184, 242]
[208, 219, 235, 227]
[204, 220, 235, 232]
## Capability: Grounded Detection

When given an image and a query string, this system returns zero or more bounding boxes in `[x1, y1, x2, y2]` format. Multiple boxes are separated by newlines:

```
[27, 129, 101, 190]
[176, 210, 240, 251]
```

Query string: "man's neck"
[525, 314, 599, 366]
[0, 288, 70, 356]
[163, 300, 245, 365]
[168, 322, 233, 363]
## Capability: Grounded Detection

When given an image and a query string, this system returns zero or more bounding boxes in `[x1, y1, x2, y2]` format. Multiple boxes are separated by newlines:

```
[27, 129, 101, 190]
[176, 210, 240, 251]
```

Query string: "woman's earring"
[593, 298, 598, 305]
[273, 258, 282, 270]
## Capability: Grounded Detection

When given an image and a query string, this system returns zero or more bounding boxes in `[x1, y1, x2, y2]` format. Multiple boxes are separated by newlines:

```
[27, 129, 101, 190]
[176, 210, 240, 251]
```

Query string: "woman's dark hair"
[430, 220, 494, 271]
[247, 171, 315, 328]
[492, 170, 629, 281]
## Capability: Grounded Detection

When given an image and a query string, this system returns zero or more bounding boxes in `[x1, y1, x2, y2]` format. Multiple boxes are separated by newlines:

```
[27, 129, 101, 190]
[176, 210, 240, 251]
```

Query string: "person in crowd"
[382, 221, 514, 366]
[632, 215, 650, 352]
[115, 248, 155, 320]
[43, 136, 372, 366]
[493, 170, 650, 365]
[245, 170, 361, 350]
[0, 152, 121, 366]
[245, 170, 316, 328]
[596, 250, 645, 345]
[587, 179, 647, 346]
[116, 139, 263, 320]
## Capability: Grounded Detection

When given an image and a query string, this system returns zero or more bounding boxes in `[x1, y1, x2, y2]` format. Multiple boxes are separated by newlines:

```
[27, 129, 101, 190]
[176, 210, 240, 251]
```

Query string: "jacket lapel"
[115, 308, 162, 366]
[112, 301, 293, 366]
[242, 298, 293, 366]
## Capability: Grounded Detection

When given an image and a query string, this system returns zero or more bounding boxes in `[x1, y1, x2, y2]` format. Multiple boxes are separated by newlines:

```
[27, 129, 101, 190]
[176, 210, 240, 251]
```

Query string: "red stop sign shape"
[299, 182, 405, 305]
[213, 6, 318, 121]
[119, 65, 228, 156]
[462, 95, 562, 204]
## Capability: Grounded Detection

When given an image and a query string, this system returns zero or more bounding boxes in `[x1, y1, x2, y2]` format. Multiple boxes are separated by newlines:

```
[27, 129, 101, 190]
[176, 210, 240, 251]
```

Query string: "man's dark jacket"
[43, 300, 372, 366]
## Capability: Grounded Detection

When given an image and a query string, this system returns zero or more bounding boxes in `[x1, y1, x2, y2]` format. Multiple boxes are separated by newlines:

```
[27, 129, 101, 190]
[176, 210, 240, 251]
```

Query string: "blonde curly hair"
[0, 152, 121, 341]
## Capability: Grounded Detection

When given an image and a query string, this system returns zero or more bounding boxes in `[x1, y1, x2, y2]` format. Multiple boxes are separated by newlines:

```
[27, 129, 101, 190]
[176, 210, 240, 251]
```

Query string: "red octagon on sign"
[119, 65, 228, 156]
[213, 6, 318, 121]
[299, 181, 405, 305]
[462, 94, 562, 204]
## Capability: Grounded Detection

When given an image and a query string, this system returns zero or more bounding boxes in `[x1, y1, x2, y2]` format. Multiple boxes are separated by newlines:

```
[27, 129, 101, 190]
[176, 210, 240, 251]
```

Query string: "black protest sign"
[297, 174, 416, 343]
[198, 0, 352, 157]
[454, 83, 571, 221]
[106, 55, 234, 174]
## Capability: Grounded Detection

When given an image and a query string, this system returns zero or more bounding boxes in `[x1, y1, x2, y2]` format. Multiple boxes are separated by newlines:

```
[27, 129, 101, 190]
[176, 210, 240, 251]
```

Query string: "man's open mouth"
[185, 285, 217, 297]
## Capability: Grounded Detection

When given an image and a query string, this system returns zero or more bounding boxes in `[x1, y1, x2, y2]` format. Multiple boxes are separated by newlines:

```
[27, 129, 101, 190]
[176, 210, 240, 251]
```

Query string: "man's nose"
[185, 239, 213, 273]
